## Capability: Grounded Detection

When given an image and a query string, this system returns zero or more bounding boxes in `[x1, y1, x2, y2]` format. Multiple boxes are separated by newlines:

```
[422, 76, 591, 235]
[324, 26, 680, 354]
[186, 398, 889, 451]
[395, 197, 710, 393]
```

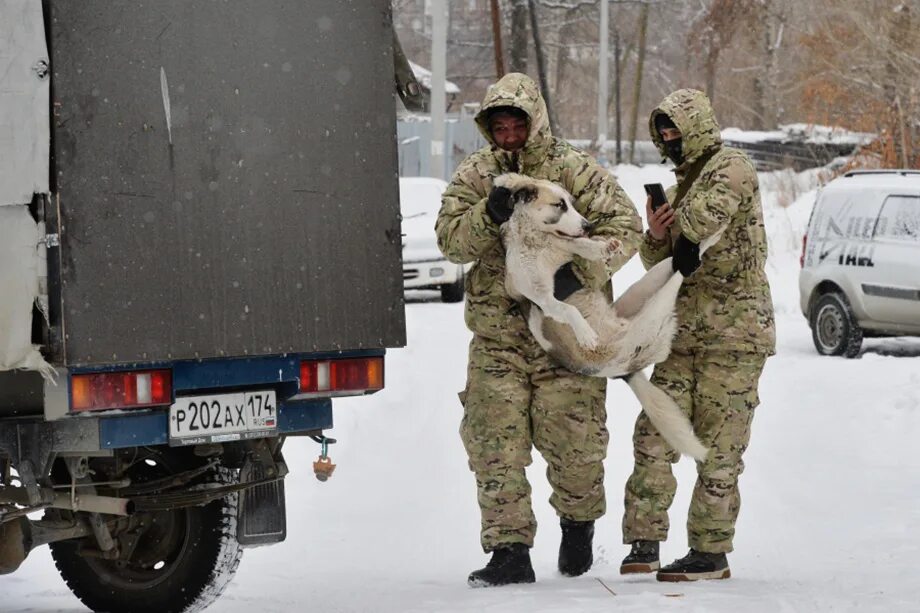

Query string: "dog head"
[493, 173, 593, 239]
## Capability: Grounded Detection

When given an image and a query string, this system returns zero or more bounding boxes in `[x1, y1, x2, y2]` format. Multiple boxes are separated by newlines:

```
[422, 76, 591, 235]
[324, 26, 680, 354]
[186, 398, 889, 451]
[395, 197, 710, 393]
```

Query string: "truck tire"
[810, 292, 863, 358]
[440, 270, 465, 303]
[49, 452, 242, 613]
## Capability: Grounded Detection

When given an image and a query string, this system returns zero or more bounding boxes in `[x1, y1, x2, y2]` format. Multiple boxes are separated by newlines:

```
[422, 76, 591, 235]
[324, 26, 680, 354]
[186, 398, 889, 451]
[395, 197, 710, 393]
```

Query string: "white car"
[400, 177, 469, 302]
[799, 170, 920, 357]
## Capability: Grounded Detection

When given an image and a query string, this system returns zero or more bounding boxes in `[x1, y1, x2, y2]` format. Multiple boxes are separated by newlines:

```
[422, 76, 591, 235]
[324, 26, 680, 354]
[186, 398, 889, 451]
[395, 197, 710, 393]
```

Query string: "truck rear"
[0, 2, 412, 611]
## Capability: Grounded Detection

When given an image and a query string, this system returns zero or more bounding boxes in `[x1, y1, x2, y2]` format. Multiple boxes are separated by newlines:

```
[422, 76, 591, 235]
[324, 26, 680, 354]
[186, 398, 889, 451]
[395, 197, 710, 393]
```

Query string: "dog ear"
[512, 186, 538, 205]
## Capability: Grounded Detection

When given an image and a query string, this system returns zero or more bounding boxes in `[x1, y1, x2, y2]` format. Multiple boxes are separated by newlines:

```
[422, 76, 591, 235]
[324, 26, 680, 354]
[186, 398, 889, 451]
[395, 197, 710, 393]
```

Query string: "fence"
[396, 118, 856, 177]
[397, 116, 485, 179]
[722, 140, 859, 172]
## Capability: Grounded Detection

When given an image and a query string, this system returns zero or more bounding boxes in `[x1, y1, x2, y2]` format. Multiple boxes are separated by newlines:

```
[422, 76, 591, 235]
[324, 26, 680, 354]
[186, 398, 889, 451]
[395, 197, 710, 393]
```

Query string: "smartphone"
[643, 183, 668, 212]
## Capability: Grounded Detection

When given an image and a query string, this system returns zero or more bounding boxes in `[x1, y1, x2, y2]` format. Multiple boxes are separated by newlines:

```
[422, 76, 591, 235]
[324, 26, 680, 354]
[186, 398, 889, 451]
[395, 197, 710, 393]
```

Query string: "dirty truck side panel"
[48, 0, 406, 366]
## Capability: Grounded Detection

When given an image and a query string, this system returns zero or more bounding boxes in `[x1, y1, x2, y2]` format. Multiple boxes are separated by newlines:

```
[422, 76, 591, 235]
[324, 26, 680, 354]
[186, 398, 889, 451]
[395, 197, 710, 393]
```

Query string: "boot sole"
[559, 557, 593, 577]
[656, 568, 731, 582]
[468, 573, 536, 588]
[619, 561, 660, 574]
[559, 565, 592, 577]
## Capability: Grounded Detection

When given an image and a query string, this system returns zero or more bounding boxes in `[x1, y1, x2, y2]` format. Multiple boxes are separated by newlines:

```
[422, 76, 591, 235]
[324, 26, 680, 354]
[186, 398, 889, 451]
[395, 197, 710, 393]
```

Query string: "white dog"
[496, 173, 723, 461]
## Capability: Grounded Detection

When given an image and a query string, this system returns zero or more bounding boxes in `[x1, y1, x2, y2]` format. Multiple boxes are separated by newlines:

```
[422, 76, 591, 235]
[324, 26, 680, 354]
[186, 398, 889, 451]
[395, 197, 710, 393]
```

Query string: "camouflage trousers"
[460, 334, 608, 553]
[622, 350, 766, 553]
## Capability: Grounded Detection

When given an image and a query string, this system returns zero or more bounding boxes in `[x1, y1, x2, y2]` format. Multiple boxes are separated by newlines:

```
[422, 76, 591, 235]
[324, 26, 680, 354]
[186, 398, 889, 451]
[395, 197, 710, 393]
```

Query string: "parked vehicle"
[800, 170, 920, 357]
[400, 177, 469, 302]
[0, 2, 420, 612]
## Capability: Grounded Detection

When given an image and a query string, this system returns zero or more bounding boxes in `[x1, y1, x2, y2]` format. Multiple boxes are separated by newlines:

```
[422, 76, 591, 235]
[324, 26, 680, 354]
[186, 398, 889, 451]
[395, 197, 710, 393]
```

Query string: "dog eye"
[554, 201, 568, 211]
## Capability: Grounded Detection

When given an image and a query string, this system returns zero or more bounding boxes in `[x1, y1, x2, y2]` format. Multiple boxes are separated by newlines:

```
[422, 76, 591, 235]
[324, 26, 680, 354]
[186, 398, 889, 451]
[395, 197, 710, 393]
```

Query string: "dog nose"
[582, 220, 595, 233]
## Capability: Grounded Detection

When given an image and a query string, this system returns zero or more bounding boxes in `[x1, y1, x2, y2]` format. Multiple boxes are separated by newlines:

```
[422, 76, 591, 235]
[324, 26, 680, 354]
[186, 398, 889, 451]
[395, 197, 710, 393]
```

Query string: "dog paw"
[604, 238, 622, 257]
[574, 325, 599, 350]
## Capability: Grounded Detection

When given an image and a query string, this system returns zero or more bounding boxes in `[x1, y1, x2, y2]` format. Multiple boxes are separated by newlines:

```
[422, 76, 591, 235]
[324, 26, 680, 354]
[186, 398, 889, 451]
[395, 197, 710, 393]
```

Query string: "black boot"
[620, 540, 660, 574]
[558, 518, 594, 577]
[656, 549, 730, 582]
[468, 543, 536, 587]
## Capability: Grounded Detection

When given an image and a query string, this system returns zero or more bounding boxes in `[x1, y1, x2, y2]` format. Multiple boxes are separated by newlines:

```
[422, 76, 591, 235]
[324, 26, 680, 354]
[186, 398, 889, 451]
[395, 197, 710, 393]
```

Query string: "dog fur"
[496, 173, 723, 461]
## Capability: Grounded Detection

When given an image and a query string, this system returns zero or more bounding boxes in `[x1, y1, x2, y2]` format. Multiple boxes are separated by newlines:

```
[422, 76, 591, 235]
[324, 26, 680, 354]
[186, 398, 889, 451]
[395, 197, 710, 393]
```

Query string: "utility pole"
[490, 0, 505, 78]
[430, 0, 448, 180]
[598, 0, 609, 148]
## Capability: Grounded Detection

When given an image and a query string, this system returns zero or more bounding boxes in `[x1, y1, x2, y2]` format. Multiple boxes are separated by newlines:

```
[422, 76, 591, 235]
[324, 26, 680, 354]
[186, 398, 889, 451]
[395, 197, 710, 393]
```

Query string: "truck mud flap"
[0, 517, 32, 575]
[237, 459, 286, 547]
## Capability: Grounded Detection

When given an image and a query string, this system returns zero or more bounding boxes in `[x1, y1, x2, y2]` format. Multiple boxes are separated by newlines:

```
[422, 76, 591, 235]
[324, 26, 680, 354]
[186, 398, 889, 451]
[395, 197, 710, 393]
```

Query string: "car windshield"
[399, 179, 445, 219]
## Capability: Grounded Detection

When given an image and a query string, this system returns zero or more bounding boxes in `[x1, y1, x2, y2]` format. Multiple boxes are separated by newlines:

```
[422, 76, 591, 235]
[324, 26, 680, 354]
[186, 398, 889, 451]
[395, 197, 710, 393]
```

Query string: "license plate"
[169, 390, 277, 446]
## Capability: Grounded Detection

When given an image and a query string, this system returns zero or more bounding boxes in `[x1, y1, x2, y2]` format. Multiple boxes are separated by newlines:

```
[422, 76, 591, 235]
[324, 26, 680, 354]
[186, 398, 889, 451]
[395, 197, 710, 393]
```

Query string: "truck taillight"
[71, 370, 172, 412]
[299, 357, 384, 395]
[800, 233, 808, 267]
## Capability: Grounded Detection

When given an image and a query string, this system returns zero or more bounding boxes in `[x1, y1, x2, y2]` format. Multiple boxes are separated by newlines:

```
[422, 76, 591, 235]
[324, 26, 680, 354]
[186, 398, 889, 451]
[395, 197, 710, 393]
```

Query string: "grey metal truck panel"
[0, 0, 50, 206]
[48, 1, 406, 366]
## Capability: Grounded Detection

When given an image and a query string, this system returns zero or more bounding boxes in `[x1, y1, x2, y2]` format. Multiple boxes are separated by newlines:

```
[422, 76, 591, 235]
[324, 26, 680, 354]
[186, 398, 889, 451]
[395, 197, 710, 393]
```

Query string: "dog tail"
[624, 372, 708, 461]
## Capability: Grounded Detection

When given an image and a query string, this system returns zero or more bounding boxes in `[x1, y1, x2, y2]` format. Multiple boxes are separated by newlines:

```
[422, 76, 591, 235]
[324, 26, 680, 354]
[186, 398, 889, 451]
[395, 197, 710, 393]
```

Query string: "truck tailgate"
[47, 0, 406, 366]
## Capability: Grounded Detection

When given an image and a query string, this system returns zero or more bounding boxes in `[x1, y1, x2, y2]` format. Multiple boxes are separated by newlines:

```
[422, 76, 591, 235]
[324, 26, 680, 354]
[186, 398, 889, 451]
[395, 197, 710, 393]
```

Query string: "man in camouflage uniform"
[619, 89, 775, 582]
[435, 73, 642, 587]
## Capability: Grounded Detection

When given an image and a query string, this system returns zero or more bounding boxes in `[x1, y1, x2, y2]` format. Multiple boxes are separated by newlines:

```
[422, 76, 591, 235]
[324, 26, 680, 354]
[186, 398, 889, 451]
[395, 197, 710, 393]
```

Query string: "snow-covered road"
[5, 166, 920, 613]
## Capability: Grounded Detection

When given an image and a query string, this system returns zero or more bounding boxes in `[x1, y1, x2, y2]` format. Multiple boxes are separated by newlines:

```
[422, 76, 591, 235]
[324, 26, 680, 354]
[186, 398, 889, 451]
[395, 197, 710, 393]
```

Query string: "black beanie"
[486, 105, 529, 124]
[654, 113, 677, 132]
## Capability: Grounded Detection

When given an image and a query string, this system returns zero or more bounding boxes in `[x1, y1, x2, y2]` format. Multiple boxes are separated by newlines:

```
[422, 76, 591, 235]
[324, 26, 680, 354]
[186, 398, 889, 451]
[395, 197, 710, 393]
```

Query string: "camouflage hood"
[649, 89, 722, 168]
[474, 73, 552, 171]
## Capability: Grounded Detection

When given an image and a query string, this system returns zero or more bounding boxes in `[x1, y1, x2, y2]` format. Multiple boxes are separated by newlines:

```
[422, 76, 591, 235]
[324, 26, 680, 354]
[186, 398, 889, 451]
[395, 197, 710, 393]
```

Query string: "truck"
[0, 2, 421, 611]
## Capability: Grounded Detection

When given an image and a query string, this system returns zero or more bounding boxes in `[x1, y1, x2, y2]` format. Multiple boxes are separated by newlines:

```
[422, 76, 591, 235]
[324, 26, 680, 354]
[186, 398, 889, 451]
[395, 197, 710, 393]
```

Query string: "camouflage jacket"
[435, 73, 642, 346]
[641, 89, 776, 355]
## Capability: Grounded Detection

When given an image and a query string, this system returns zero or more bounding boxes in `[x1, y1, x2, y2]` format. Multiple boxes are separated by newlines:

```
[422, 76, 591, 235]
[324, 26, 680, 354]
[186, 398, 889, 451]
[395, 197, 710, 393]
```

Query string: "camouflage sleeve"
[435, 156, 500, 264]
[563, 159, 642, 290]
[677, 155, 753, 244]
[639, 231, 671, 269]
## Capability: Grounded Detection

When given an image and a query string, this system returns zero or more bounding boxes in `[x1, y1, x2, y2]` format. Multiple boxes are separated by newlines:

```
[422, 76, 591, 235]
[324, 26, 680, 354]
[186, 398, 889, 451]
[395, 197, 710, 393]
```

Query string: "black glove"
[485, 186, 514, 225]
[553, 262, 583, 301]
[672, 233, 701, 277]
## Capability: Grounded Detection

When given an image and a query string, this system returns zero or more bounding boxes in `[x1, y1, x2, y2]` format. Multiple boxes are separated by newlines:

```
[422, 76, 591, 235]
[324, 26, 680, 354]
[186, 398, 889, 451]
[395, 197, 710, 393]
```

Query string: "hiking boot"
[656, 549, 730, 582]
[619, 540, 660, 574]
[558, 518, 594, 577]
[467, 543, 536, 587]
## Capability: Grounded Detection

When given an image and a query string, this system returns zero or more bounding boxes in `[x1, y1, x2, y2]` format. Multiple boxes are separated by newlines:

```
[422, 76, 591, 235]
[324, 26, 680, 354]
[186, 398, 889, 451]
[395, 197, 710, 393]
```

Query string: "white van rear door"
[866, 194, 920, 326]
[808, 187, 883, 318]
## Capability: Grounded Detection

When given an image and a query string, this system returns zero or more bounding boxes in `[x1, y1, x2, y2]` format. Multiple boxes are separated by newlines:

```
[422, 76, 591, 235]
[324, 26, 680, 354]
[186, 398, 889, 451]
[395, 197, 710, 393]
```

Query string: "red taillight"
[800, 233, 808, 267]
[71, 369, 172, 412]
[299, 357, 384, 395]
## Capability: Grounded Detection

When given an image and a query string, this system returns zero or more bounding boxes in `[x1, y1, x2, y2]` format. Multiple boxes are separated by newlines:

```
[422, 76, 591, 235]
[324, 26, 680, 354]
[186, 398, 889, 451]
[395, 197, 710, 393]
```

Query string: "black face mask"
[665, 138, 684, 165]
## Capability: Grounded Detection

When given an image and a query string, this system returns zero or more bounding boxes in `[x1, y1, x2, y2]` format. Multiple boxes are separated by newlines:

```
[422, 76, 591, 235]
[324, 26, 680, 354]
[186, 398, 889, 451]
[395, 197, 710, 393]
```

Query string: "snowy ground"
[5, 165, 920, 613]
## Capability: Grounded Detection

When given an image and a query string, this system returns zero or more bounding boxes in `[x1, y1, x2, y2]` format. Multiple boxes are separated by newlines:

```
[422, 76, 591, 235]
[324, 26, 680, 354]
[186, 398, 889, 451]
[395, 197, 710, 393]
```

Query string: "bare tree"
[388, 0, 920, 167]
[509, 0, 530, 73]
[628, 2, 648, 163]
[528, 0, 560, 134]
[797, 0, 920, 168]
[688, 0, 752, 103]
[490, 0, 507, 78]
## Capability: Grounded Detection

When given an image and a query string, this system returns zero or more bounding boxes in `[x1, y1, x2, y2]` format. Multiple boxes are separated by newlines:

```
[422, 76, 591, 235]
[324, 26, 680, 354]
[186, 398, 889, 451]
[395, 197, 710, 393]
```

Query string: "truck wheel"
[49, 452, 242, 613]
[810, 292, 863, 358]
[440, 271, 465, 303]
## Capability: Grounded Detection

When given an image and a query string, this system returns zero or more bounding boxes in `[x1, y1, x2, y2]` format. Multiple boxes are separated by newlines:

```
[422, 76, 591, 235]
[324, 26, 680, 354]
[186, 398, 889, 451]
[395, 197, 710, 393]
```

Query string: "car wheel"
[440, 271, 465, 303]
[810, 292, 863, 358]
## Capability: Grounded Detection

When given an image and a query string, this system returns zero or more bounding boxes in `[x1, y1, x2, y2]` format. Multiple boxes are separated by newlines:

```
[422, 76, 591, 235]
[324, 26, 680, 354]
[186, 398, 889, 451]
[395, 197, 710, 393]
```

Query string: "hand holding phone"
[643, 183, 668, 212]
[643, 183, 674, 241]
